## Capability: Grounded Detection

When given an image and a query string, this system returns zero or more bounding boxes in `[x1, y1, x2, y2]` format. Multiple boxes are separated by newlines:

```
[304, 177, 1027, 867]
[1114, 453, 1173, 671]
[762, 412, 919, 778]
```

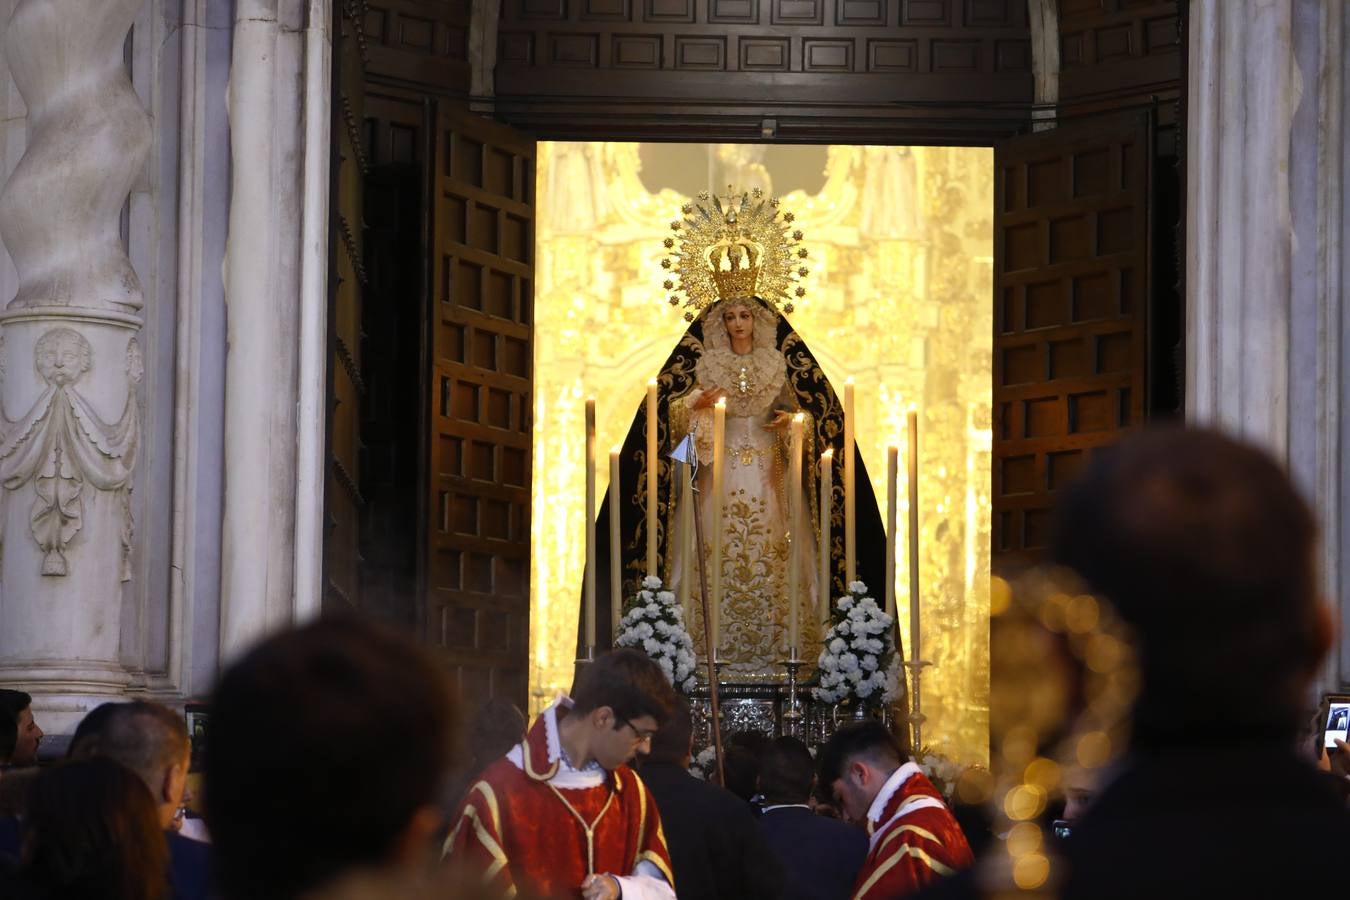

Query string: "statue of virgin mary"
[594, 189, 889, 682]
[668, 295, 820, 677]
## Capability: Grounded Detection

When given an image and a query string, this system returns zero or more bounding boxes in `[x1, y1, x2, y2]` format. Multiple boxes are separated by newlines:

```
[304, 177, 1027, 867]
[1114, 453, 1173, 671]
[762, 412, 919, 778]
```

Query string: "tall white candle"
[885, 446, 898, 618]
[819, 448, 833, 617]
[646, 379, 659, 578]
[844, 379, 856, 585]
[907, 409, 920, 664]
[710, 398, 727, 653]
[584, 397, 597, 652]
[609, 448, 623, 639]
[788, 413, 804, 652]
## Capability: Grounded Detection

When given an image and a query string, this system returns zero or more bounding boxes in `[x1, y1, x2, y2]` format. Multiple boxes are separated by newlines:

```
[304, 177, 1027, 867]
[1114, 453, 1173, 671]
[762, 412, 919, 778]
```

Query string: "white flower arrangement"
[688, 745, 718, 780]
[813, 581, 900, 708]
[915, 747, 968, 801]
[615, 575, 698, 695]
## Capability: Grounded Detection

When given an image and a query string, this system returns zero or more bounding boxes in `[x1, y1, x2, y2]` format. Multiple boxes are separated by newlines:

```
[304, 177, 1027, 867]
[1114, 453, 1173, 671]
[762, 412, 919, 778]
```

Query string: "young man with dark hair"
[0, 690, 42, 767]
[1039, 427, 1350, 897]
[445, 648, 679, 900]
[636, 699, 782, 900]
[70, 701, 211, 900]
[817, 722, 971, 898]
[757, 736, 867, 900]
[205, 616, 456, 900]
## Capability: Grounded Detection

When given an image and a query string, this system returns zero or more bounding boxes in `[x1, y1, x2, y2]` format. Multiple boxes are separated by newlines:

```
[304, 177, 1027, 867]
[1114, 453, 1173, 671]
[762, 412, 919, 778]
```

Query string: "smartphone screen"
[1325, 702, 1350, 748]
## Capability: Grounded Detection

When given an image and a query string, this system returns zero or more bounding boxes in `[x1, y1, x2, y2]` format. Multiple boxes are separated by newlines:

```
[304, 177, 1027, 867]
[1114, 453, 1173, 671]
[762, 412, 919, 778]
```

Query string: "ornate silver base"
[688, 679, 839, 750]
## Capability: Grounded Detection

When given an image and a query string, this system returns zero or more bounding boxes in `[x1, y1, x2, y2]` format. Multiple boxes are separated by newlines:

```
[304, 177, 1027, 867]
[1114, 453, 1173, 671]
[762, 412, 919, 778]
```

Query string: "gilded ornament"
[784, 303, 794, 314]
[658, 187, 809, 318]
[663, 279, 674, 290]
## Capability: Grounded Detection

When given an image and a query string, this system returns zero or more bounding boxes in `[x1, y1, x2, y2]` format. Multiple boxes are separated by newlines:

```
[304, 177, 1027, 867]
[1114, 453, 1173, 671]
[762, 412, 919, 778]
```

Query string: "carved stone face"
[35, 328, 92, 386]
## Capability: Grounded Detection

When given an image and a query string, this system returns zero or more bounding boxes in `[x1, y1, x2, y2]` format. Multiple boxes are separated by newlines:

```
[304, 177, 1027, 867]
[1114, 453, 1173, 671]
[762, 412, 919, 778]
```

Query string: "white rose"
[846, 669, 863, 684]
[657, 590, 676, 603]
[848, 581, 867, 594]
[838, 597, 854, 611]
[857, 680, 875, 698]
[643, 575, 663, 589]
[837, 621, 851, 635]
[861, 655, 878, 672]
[643, 637, 660, 654]
[839, 652, 859, 672]
[829, 637, 846, 654]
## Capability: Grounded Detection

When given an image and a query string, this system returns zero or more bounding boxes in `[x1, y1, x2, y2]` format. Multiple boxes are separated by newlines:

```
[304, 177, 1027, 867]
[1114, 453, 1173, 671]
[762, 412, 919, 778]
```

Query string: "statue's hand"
[764, 410, 794, 430]
[694, 387, 728, 410]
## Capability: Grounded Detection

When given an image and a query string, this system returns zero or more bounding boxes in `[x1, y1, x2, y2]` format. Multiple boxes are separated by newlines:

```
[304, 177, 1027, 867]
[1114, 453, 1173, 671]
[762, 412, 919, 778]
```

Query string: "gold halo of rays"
[661, 186, 809, 321]
[970, 567, 1140, 896]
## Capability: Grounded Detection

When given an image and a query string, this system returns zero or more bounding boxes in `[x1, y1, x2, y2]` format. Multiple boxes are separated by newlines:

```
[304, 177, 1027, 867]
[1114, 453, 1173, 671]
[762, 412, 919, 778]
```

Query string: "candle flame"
[715, 397, 727, 408]
[793, 411, 805, 422]
[822, 448, 834, 459]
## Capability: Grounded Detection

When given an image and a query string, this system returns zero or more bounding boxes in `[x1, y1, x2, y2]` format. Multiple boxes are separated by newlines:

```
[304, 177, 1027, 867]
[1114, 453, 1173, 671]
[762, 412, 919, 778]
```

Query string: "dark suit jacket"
[758, 804, 869, 900]
[638, 761, 783, 900]
[919, 743, 1350, 899]
[167, 830, 213, 900]
[0, 816, 20, 866]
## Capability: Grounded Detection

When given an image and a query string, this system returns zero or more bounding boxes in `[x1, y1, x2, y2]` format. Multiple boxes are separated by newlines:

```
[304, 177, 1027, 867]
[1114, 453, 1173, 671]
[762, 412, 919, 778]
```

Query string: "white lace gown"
[669, 310, 820, 680]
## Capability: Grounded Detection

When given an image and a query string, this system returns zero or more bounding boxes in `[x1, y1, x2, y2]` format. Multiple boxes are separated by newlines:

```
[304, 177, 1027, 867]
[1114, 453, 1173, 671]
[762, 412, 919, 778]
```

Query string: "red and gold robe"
[443, 700, 676, 900]
[851, 763, 973, 899]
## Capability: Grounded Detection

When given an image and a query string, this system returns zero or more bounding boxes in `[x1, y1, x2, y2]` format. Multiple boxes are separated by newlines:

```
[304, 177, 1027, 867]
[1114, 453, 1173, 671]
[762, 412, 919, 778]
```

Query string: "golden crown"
[660, 187, 808, 322]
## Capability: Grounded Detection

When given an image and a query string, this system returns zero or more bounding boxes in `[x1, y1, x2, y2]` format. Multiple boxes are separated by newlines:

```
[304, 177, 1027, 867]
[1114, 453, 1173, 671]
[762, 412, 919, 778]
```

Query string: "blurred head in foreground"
[18, 757, 169, 900]
[205, 616, 456, 900]
[1051, 426, 1330, 748]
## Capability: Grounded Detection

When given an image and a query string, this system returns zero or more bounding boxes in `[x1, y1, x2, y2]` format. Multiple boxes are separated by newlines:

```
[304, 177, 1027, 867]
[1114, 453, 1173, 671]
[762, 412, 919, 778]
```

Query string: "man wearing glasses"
[445, 648, 679, 900]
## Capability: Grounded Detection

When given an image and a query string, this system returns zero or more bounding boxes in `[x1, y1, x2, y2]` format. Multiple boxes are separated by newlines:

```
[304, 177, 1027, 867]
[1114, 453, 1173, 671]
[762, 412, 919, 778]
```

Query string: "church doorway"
[329, 3, 1180, 770]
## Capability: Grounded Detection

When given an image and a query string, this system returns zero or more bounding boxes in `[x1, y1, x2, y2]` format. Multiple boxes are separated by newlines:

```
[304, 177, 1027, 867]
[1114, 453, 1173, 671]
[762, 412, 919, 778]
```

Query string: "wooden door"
[992, 112, 1152, 570]
[428, 107, 536, 709]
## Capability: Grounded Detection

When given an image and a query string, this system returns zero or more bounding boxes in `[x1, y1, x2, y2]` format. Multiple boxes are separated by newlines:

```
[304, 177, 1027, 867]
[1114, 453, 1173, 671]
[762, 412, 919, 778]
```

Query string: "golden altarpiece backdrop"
[531, 143, 992, 764]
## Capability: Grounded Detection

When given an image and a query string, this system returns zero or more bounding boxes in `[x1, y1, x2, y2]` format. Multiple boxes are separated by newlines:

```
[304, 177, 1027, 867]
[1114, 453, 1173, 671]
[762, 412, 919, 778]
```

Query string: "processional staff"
[668, 427, 725, 785]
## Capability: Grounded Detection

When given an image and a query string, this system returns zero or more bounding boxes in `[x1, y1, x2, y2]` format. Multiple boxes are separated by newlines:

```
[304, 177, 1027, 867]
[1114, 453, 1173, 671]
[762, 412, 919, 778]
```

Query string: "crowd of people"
[0, 425, 1348, 898]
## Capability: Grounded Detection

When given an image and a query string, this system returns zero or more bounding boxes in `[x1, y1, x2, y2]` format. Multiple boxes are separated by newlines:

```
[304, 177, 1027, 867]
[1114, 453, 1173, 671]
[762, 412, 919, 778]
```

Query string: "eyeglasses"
[616, 718, 657, 743]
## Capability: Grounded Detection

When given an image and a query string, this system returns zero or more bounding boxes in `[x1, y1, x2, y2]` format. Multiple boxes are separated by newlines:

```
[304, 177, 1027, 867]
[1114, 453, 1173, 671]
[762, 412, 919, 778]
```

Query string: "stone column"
[0, 0, 150, 725]
[219, 0, 330, 660]
[1186, 0, 1350, 681]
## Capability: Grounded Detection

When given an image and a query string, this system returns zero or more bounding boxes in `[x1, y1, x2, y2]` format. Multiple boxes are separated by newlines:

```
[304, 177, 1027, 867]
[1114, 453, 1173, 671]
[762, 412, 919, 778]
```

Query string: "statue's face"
[35, 330, 90, 386]
[722, 303, 755, 346]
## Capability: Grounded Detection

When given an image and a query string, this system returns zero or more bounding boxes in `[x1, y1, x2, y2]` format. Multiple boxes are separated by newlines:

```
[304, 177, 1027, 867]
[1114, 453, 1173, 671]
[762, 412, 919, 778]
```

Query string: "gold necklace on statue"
[736, 364, 754, 395]
[546, 782, 616, 876]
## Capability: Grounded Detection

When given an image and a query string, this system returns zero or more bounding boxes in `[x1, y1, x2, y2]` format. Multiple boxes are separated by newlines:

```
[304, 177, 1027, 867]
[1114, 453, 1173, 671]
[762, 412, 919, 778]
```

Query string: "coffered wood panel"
[429, 105, 535, 709]
[493, 0, 1033, 141]
[992, 112, 1151, 568]
[1057, 0, 1180, 110]
[361, 0, 472, 93]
